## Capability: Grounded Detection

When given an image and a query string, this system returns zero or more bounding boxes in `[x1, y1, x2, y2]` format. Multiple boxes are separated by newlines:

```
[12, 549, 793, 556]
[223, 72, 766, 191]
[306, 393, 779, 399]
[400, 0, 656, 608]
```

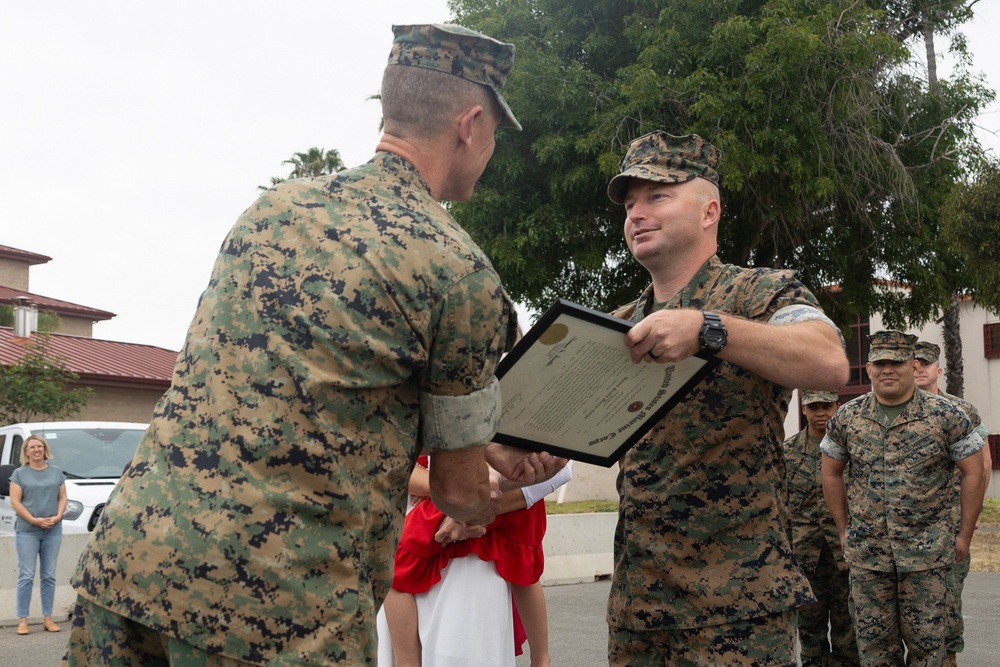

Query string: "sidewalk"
[5, 572, 999, 665]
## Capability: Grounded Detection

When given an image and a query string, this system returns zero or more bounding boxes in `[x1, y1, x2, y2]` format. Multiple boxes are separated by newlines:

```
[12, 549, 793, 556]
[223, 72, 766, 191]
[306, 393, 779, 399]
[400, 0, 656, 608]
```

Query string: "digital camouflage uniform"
[783, 420, 859, 667]
[607, 255, 826, 663]
[913, 341, 990, 658]
[940, 389, 988, 656]
[65, 25, 523, 660]
[821, 386, 983, 667]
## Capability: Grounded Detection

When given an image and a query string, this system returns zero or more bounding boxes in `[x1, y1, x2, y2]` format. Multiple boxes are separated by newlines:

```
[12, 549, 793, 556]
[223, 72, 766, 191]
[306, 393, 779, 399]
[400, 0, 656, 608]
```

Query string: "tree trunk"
[923, 13, 965, 395]
[943, 295, 964, 396]
[923, 22, 938, 94]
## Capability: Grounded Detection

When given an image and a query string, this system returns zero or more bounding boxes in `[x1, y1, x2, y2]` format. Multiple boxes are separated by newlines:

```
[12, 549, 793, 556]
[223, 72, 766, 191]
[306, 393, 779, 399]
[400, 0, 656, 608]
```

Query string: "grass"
[979, 498, 1000, 525]
[972, 498, 1000, 573]
[546, 499, 617, 515]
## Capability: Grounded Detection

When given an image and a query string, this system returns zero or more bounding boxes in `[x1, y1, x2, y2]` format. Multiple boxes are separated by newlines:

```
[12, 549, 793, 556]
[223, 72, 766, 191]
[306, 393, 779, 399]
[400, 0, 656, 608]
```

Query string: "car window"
[32, 427, 146, 479]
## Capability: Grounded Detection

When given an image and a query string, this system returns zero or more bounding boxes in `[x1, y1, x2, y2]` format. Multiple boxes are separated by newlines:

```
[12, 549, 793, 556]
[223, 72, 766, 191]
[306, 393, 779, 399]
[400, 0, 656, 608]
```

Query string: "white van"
[0, 421, 147, 535]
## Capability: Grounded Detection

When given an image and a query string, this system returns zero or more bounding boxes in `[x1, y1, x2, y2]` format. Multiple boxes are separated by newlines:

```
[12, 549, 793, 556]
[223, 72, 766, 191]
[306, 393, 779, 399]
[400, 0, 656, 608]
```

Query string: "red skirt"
[391, 496, 547, 593]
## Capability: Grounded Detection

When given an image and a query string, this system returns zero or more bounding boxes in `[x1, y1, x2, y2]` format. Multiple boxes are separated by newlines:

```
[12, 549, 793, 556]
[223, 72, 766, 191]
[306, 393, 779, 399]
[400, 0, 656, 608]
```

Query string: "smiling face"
[622, 178, 720, 272]
[867, 358, 917, 405]
[22, 436, 51, 466]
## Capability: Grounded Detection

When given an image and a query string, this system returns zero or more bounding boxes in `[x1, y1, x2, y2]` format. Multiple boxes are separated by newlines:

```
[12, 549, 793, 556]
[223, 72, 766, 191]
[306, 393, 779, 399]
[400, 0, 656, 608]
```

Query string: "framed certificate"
[493, 299, 718, 467]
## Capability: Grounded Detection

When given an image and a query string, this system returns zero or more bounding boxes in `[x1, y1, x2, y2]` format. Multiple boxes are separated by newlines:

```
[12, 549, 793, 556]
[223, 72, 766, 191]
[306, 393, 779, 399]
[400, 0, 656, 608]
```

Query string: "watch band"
[699, 310, 727, 355]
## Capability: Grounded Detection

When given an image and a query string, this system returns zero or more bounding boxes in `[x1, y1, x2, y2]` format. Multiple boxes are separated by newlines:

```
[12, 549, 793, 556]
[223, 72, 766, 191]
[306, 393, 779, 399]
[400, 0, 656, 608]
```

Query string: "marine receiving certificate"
[493, 299, 717, 467]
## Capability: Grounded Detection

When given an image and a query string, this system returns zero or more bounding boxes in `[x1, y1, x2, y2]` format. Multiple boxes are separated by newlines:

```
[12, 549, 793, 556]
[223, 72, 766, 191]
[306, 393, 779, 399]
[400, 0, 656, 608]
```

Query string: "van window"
[32, 427, 145, 479]
[11, 435, 23, 467]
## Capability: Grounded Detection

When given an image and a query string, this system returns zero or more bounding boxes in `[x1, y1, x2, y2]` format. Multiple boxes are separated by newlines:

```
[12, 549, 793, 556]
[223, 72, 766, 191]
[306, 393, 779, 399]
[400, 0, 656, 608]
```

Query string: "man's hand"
[624, 308, 703, 363]
[485, 443, 568, 487]
[956, 533, 972, 563]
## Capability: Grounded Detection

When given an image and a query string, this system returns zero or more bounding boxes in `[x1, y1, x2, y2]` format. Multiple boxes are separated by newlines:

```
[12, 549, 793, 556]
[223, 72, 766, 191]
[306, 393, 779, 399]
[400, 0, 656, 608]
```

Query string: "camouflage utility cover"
[607, 131, 722, 203]
[388, 23, 521, 130]
[71, 151, 515, 665]
[782, 430, 845, 574]
[821, 389, 983, 572]
[867, 329, 916, 362]
[607, 255, 818, 630]
[914, 340, 941, 363]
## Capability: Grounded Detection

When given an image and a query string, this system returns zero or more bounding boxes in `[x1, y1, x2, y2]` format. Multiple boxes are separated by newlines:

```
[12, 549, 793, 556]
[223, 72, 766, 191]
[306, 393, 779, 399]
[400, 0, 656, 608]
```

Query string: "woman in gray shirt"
[9, 434, 66, 635]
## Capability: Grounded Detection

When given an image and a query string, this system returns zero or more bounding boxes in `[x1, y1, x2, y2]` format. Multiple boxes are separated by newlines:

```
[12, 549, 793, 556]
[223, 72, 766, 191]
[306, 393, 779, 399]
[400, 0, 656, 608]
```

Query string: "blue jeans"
[15, 524, 63, 618]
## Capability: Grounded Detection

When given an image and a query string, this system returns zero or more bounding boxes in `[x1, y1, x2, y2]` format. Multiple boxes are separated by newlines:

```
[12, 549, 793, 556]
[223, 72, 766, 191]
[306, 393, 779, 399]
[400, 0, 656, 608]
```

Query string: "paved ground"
[5, 572, 999, 665]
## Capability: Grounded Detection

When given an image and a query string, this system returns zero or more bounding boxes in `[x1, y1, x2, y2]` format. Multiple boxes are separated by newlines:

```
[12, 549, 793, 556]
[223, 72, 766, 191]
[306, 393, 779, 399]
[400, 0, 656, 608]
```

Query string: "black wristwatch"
[699, 311, 727, 355]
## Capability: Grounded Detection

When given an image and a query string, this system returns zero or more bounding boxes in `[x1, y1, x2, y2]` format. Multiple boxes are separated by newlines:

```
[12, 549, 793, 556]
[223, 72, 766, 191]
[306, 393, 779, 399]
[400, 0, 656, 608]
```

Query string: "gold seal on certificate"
[493, 299, 718, 467]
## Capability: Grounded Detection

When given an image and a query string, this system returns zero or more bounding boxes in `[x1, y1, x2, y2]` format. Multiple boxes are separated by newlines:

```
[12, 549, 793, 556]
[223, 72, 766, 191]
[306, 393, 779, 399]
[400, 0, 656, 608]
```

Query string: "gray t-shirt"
[10, 464, 65, 533]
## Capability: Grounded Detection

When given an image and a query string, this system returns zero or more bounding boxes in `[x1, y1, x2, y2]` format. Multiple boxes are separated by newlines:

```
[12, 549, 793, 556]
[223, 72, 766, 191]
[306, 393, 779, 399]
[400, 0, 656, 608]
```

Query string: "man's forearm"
[428, 447, 494, 523]
[959, 468, 984, 543]
[821, 457, 850, 538]
[720, 317, 848, 390]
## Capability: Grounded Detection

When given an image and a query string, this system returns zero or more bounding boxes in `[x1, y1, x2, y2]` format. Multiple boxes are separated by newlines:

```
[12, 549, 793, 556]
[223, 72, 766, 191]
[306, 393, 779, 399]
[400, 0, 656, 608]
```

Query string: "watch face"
[705, 330, 725, 348]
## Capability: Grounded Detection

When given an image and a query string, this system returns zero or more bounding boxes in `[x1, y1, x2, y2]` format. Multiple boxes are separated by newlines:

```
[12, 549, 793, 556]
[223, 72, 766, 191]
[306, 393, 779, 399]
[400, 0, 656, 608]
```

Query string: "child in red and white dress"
[377, 456, 572, 667]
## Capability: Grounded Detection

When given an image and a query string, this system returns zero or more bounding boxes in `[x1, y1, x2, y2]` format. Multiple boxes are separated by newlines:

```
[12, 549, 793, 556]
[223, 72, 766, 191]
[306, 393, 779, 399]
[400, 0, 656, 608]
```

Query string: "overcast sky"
[2, 1, 998, 352]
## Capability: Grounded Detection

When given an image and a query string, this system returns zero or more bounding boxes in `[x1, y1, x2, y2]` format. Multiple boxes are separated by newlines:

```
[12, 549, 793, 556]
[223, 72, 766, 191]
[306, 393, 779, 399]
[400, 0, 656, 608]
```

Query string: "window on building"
[990, 434, 1000, 471]
[842, 316, 871, 390]
[985, 322, 1000, 359]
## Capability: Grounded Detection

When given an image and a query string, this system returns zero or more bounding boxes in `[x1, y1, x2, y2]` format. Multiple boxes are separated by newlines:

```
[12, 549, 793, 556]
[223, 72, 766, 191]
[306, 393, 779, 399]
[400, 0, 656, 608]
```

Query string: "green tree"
[259, 147, 345, 190]
[0, 334, 92, 424]
[875, 0, 988, 395]
[941, 159, 1000, 313]
[448, 0, 992, 333]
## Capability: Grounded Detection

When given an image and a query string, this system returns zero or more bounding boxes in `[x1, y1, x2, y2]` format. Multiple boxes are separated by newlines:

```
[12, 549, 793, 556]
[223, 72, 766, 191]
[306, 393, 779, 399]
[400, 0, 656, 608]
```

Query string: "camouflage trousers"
[62, 596, 255, 667]
[848, 566, 948, 667]
[945, 552, 970, 653]
[797, 542, 859, 667]
[608, 609, 796, 666]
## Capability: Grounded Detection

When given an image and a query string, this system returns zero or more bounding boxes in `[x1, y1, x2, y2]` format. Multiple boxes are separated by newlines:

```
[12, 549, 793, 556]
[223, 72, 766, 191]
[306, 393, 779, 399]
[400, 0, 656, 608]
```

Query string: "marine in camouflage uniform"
[821, 331, 985, 667]
[783, 390, 859, 666]
[913, 340, 992, 665]
[61, 23, 543, 667]
[604, 131, 849, 666]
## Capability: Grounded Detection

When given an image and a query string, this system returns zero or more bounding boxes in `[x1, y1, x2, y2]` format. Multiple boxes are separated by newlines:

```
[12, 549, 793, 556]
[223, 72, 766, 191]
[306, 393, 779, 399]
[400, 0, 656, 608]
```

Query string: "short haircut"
[20, 434, 53, 465]
[381, 65, 499, 137]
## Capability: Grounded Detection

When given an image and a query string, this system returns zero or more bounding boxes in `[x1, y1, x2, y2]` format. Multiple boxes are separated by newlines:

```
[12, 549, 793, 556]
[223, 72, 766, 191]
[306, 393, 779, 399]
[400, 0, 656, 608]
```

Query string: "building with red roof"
[0, 244, 176, 423]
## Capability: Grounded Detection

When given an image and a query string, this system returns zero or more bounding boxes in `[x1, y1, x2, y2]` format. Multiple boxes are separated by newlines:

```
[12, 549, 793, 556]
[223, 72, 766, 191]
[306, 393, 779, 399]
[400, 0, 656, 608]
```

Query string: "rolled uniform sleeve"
[820, 434, 848, 461]
[948, 429, 984, 462]
[420, 270, 515, 452]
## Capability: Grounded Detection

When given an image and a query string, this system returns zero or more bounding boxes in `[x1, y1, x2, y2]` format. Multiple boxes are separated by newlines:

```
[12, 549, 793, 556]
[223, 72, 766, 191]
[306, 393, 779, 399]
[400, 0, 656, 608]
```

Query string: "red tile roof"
[0, 286, 115, 321]
[0, 244, 51, 265]
[0, 328, 176, 391]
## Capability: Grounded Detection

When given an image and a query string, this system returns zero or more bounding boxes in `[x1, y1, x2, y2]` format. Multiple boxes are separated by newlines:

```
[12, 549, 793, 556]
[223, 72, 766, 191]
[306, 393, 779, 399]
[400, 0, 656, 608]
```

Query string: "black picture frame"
[493, 299, 718, 467]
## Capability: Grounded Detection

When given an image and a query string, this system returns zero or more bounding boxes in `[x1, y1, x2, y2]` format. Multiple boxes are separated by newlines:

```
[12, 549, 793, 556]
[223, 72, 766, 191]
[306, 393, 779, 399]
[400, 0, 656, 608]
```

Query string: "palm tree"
[259, 147, 345, 190]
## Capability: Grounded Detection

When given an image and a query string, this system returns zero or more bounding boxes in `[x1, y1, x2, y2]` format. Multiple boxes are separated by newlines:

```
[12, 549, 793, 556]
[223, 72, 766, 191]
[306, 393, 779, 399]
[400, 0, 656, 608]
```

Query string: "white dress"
[377, 556, 515, 666]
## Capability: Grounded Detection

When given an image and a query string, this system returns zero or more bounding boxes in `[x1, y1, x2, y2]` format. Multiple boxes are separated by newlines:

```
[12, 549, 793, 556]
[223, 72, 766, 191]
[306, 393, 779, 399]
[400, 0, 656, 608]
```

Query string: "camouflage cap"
[607, 131, 722, 204]
[913, 340, 941, 364]
[388, 23, 521, 131]
[868, 330, 917, 363]
[801, 390, 839, 405]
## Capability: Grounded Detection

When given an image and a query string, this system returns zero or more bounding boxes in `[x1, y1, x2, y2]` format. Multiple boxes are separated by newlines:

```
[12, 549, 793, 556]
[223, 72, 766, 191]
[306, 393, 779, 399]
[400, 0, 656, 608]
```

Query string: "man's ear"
[456, 104, 485, 147]
[702, 196, 721, 230]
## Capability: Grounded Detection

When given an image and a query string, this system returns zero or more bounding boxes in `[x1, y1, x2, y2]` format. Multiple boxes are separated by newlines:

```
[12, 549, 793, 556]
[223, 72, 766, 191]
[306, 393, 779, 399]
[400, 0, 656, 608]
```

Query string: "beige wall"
[53, 315, 94, 337]
[0, 258, 30, 292]
[73, 385, 164, 424]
